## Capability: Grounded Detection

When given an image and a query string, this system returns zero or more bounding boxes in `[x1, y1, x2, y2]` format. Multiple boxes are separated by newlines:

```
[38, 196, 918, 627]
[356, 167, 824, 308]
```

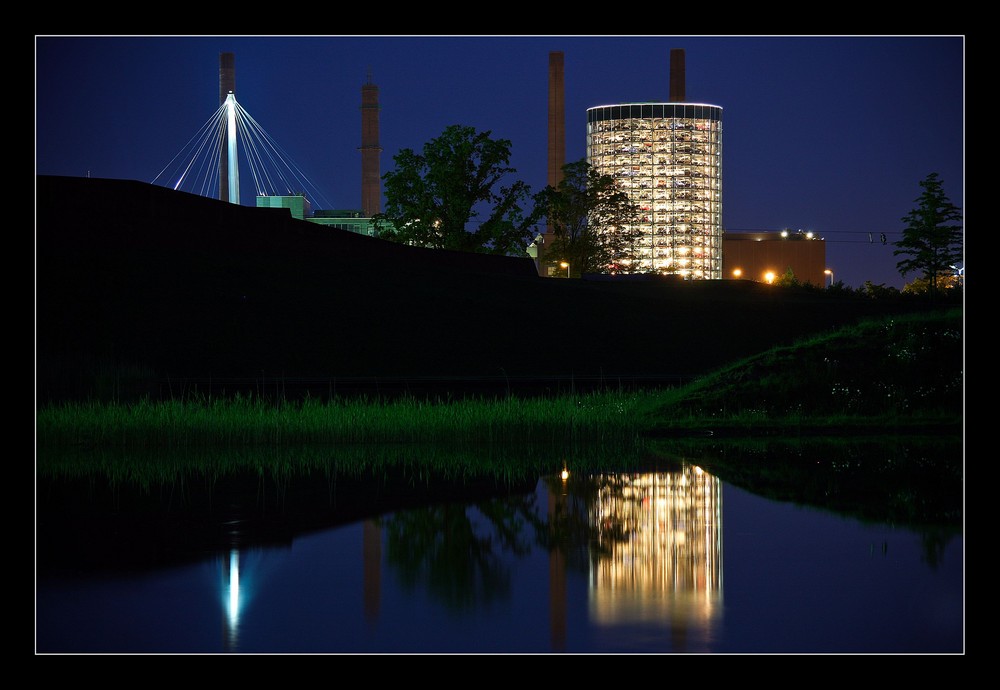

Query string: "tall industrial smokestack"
[359, 69, 382, 218]
[536, 50, 566, 275]
[547, 51, 565, 191]
[218, 52, 236, 203]
[669, 48, 686, 102]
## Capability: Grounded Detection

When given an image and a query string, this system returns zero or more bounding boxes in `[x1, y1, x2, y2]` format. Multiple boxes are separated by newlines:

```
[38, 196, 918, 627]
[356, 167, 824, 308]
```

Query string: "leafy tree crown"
[373, 124, 542, 256]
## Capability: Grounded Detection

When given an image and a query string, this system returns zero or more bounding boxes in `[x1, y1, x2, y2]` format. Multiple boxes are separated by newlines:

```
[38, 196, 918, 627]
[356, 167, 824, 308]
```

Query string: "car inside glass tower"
[587, 103, 722, 278]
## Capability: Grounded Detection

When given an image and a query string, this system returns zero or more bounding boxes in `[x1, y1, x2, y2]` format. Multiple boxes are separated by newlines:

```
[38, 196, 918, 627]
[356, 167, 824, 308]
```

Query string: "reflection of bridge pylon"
[221, 549, 241, 652]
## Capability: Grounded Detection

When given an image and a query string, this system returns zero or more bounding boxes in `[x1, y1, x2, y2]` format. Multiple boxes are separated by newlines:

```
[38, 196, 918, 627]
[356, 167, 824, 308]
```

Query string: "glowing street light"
[764, 271, 776, 284]
[824, 268, 833, 288]
[950, 264, 964, 287]
[559, 261, 570, 278]
[732, 268, 742, 279]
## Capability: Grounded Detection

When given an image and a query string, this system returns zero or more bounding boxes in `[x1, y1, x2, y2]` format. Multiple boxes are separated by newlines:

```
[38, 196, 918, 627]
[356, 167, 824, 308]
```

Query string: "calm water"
[35, 441, 964, 655]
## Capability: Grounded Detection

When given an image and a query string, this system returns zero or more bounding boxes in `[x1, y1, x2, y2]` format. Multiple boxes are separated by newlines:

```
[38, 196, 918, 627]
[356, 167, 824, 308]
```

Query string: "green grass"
[633, 307, 962, 432]
[35, 309, 963, 534]
[36, 390, 647, 449]
[36, 308, 963, 451]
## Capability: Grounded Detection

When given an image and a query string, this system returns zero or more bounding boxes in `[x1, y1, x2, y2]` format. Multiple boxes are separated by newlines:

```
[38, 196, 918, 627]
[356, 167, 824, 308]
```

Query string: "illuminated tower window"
[586, 103, 723, 279]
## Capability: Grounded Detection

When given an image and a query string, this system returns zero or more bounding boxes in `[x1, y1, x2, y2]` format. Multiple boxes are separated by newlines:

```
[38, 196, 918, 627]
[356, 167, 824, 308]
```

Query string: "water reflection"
[364, 520, 381, 622]
[222, 549, 240, 651]
[542, 466, 724, 651]
[586, 468, 722, 637]
[217, 519, 389, 650]
[355, 465, 724, 652]
[36, 437, 963, 653]
[196, 464, 727, 652]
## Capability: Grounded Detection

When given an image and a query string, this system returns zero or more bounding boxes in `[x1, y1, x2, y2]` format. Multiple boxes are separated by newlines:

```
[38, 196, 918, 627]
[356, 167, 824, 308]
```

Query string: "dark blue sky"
[35, 35, 964, 289]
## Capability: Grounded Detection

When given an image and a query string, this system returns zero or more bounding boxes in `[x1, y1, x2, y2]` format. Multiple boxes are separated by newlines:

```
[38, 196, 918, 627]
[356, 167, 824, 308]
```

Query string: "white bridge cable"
[152, 95, 335, 211]
[233, 107, 283, 197]
[151, 103, 227, 196]
[232, 102, 333, 207]
[188, 119, 225, 200]
[188, 116, 226, 200]
[203, 119, 227, 199]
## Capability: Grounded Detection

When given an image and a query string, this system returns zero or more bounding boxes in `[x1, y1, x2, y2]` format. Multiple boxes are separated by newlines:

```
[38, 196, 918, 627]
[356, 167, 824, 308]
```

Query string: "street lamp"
[950, 265, 964, 287]
[732, 268, 742, 279]
[559, 261, 570, 278]
[824, 268, 833, 288]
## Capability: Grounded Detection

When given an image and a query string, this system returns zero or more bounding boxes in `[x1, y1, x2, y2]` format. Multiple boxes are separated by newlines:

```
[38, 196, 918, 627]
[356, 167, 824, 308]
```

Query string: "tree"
[373, 125, 543, 255]
[859, 281, 900, 299]
[537, 159, 640, 276]
[774, 267, 801, 288]
[901, 274, 963, 295]
[894, 173, 963, 293]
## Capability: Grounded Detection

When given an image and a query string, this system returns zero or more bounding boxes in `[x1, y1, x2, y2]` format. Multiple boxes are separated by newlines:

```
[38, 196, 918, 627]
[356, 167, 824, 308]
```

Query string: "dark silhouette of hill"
[36, 175, 946, 401]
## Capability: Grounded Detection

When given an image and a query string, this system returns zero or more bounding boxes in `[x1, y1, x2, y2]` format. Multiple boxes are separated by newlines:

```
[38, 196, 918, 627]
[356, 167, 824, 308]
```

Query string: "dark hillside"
[36, 175, 950, 401]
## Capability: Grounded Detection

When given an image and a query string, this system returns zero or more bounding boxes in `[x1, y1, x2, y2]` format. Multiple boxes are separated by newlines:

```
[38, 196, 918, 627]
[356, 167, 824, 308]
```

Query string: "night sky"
[35, 35, 965, 289]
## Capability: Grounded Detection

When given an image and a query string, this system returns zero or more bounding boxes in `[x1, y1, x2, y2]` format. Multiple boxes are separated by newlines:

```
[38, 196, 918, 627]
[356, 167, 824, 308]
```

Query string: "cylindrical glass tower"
[587, 103, 723, 278]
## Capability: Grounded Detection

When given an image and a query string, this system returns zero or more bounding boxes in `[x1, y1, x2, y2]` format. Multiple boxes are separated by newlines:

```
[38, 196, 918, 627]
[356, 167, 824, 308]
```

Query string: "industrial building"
[254, 194, 379, 236]
[228, 49, 825, 283]
[722, 230, 827, 287]
[256, 193, 310, 220]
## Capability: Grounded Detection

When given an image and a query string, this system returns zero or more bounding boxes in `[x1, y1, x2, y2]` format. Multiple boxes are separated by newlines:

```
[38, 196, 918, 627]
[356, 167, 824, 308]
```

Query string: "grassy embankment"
[37, 308, 962, 451]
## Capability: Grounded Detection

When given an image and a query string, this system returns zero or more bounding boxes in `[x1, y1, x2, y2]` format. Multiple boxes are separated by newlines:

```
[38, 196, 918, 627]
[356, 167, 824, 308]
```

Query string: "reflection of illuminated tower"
[586, 49, 723, 278]
[218, 52, 235, 204]
[359, 70, 382, 218]
[589, 467, 723, 651]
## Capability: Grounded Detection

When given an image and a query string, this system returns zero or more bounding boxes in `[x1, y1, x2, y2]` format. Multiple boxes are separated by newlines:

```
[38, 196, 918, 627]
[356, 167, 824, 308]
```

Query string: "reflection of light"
[228, 549, 241, 629]
[217, 545, 271, 652]
[588, 468, 723, 635]
[221, 548, 246, 651]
